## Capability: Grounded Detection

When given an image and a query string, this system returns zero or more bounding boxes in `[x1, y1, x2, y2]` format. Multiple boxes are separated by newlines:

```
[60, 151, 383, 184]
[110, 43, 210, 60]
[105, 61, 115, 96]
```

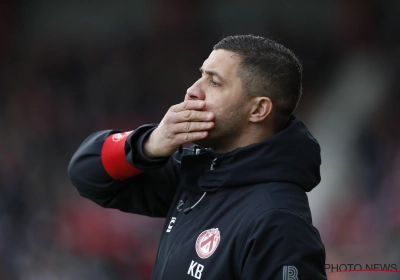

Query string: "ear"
[248, 97, 273, 123]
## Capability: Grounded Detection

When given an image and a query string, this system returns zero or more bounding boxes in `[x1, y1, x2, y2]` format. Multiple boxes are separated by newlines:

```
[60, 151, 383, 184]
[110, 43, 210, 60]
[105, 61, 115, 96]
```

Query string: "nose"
[185, 78, 205, 101]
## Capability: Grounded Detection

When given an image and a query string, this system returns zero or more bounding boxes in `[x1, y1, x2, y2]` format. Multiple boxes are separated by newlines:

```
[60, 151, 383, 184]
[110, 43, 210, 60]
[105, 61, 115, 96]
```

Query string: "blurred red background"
[0, 1, 399, 279]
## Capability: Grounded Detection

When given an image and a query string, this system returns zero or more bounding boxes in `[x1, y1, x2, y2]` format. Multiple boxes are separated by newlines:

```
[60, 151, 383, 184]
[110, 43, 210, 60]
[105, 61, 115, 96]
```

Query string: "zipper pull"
[210, 158, 217, 170]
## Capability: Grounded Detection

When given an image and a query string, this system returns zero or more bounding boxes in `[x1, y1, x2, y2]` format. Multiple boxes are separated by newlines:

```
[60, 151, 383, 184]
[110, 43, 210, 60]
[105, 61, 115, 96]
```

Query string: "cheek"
[204, 89, 240, 116]
[211, 103, 237, 124]
[205, 94, 227, 110]
[206, 103, 223, 119]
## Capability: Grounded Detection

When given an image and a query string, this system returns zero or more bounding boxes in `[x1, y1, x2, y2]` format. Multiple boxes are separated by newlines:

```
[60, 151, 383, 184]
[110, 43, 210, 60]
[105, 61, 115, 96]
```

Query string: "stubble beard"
[193, 101, 246, 152]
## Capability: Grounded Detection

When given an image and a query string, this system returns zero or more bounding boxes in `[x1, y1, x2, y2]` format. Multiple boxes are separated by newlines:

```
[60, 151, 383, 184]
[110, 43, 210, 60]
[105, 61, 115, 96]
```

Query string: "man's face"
[185, 49, 249, 151]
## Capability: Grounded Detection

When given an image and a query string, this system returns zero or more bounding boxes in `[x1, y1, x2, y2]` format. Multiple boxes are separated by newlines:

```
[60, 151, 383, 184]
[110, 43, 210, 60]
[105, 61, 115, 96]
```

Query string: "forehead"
[202, 50, 241, 77]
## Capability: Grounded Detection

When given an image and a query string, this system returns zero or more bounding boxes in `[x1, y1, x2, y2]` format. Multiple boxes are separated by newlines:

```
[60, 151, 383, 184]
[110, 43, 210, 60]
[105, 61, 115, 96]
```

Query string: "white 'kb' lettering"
[187, 260, 204, 279]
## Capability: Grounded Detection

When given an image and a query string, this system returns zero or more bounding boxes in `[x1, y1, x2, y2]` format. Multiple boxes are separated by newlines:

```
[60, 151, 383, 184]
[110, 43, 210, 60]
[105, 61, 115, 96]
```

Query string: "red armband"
[101, 131, 142, 180]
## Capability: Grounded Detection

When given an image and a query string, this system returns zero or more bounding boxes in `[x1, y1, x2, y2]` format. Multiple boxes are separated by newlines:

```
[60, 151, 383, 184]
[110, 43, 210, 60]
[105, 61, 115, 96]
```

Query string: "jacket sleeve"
[240, 209, 327, 280]
[68, 124, 181, 218]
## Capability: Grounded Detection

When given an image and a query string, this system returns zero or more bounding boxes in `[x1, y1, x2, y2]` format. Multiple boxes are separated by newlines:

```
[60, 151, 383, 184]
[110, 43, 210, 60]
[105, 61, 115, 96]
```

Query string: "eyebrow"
[199, 67, 225, 83]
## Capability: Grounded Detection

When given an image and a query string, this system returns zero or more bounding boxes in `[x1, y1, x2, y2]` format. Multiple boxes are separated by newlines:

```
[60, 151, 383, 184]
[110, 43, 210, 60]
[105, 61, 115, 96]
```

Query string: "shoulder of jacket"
[239, 208, 319, 256]
[240, 182, 311, 212]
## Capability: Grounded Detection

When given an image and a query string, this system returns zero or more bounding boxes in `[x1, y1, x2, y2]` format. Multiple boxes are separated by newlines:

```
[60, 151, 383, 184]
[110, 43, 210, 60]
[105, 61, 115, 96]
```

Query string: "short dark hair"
[214, 35, 302, 131]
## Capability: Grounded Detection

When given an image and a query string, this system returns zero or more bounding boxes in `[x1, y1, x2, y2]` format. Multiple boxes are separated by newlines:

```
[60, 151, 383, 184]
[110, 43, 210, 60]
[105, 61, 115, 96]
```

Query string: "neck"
[212, 125, 274, 154]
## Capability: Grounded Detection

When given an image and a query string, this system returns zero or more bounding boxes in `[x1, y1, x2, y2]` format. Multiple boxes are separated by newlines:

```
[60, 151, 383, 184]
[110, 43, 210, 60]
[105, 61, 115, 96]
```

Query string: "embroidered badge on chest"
[195, 228, 221, 259]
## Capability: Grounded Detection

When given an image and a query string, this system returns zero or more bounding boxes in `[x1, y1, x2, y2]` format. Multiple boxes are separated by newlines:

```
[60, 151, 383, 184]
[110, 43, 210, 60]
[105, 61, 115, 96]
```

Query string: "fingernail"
[198, 101, 204, 108]
[207, 113, 213, 119]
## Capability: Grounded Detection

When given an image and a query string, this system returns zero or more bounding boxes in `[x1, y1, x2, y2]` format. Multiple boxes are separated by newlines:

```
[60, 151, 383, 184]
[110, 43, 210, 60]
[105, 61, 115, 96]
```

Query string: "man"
[68, 35, 327, 279]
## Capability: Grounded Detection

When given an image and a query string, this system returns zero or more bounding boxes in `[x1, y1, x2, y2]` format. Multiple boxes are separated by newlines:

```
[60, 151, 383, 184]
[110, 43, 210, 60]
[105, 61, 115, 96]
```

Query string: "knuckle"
[164, 128, 175, 139]
[163, 114, 171, 123]
[199, 111, 206, 120]
[183, 110, 191, 120]
[184, 122, 191, 132]
[184, 133, 190, 141]
[167, 132, 175, 139]
[165, 131, 173, 140]
[165, 112, 177, 124]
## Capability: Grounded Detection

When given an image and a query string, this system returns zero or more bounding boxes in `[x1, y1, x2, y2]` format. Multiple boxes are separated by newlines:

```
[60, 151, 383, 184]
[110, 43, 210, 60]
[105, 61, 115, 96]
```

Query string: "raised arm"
[68, 100, 214, 217]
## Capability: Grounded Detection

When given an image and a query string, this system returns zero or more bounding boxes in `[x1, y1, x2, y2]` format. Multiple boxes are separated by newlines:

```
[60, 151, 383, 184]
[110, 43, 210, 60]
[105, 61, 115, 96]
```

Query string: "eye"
[210, 79, 220, 87]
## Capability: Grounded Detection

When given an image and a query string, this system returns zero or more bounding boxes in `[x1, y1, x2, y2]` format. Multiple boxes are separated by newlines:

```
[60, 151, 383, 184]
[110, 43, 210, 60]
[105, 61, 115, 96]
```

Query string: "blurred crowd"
[0, 1, 399, 279]
[321, 79, 400, 280]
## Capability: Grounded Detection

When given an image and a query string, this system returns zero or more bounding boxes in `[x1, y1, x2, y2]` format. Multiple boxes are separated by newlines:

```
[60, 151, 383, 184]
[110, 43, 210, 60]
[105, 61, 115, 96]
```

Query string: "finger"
[175, 121, 214, 133]
[172, 110, 214, 123]
[176, 131, 208, 143]
[170, 100, 205, 112]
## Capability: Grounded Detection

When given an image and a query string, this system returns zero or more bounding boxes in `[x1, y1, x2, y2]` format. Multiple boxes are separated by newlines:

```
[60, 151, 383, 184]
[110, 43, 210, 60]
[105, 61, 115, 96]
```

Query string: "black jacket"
[68, 115, 327, 280]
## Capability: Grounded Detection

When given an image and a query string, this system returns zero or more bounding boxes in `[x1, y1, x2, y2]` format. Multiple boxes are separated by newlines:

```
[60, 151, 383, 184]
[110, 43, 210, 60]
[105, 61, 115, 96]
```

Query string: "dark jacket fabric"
[68, 115, 327, 280]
